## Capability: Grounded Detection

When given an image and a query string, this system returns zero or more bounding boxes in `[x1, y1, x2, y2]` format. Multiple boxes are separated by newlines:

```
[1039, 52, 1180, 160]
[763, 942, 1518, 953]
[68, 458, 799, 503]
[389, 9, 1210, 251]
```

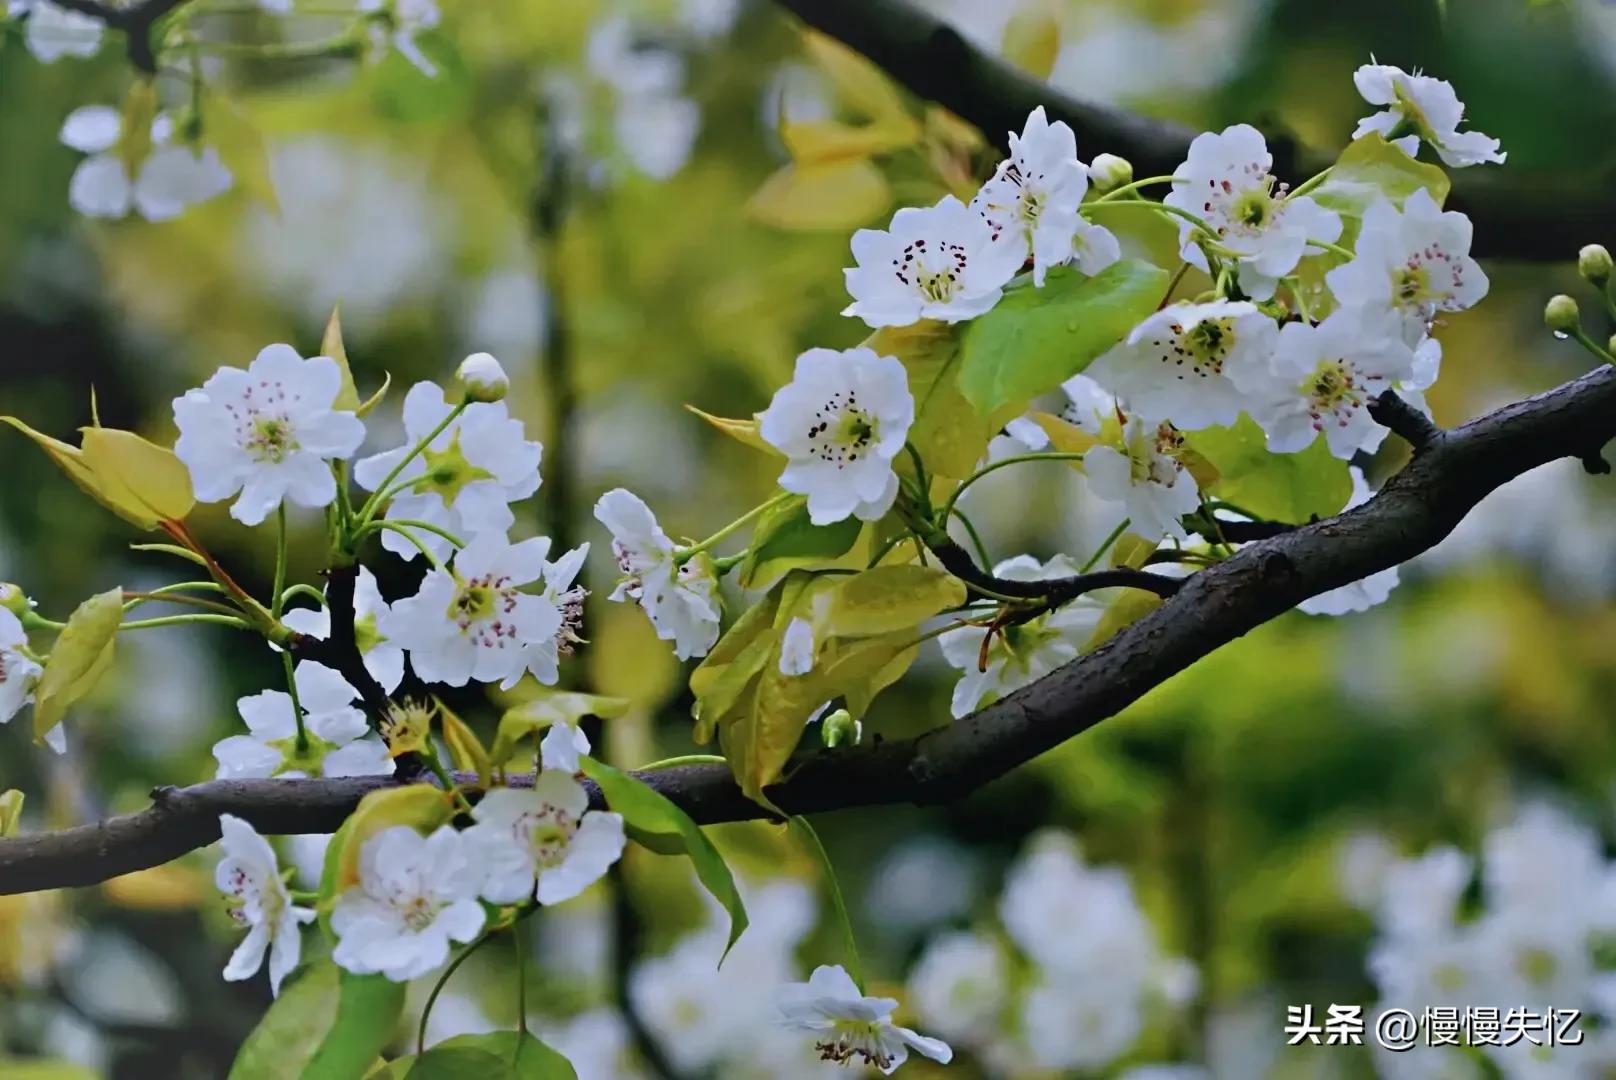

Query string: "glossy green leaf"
[1185, 416, 1353, 523]
[321, 305, 361, 412]
[865, 320, 1010, 480]
[789, 817, 865, 990]
[958, 260, 1169, 416]
[1310, 133, 1452, 218]
[689, 586, 785, 743]
[78, 427, 195, 526]
[823, 564, 966, 637]
[228, 961, 344, 1079]
[0, 789, 22, 837]
[683, 405, 779, 455]
[302, 970, 407, 1080]
[33, 587, 122, 741]
[580, 756, 749, 957]
[738, 496, 867, 591]
[406, 1032, 577, 1079]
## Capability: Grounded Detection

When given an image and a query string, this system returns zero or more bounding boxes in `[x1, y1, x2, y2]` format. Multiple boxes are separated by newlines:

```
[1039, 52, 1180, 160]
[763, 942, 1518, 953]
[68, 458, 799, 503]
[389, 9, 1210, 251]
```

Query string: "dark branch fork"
[46, 0, 188, 72]
[3, 368, 1613, 895]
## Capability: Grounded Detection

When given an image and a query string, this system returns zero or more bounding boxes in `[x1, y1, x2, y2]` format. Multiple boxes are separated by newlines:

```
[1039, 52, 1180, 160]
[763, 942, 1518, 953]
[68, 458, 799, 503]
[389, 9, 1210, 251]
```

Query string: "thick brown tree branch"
[2, 364, 1613, 895]
[47, 0, 187, 72]
[768, 0, 1615, 261]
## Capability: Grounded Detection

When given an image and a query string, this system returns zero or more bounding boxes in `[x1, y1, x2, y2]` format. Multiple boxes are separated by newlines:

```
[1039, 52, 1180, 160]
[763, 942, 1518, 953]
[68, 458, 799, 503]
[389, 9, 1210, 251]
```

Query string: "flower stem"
[636, 753, 726, 771]
[1080, 518, 1131, 573]
[116, 613, 251, 631]
[1567, 326, 1616, 366]
[353, 402, 469, 532]
[280, 583, 328, 609]
[676, 491, 793, 563]
[1310, 238, 1356, 261]
[418, 929, 499, 1056]
[271, 504, 289, 621]
[940, 452, 1087, 525]
[1288, 166, 1333, 199]
[281, 649, 309, 753]
[514, 929, 528, 1038]
[1095, 175, 1177, 201]
[353, 519, 464, 564]
[949, 507, 991, 568]
[788, 817, 865, 993]
[1086, 198, 1217, 238]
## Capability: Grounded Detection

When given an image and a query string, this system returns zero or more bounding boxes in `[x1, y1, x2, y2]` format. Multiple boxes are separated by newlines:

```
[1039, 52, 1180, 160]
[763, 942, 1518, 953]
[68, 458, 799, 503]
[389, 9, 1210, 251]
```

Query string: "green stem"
[128, 543, 209, 568]
[354, 402, 469, 530]
[949, 507, 991, 569]
[117, 614, 251, 631]
[280, 583, 328, 609]
[186, 33, 361, 62]
[355, 519, 465, 559]
[789, 817, 865, 992]
[1311, 238, 1356, 261]
[1095, 174, 1177, 201]
[1288, 166, 1333, 199]
[514, 928, 528, 1038]
[281, 649, 309, 753]
[1568, 326, 1616, 366]
[636, 754, 726, 771]
[677, 491, 792, 563]
[418, 929, 500, 1056]
[941, 452, 1087, 524]
[1080, 518, 1131, 573]
[1086, 198, 1217, 238]
[271, 504, 289, 621]
[121, 587, 240, 618]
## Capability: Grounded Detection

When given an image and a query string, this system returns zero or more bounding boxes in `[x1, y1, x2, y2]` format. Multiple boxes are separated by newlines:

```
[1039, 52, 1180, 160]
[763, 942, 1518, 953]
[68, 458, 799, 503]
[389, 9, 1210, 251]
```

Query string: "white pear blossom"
[779, 617, 816, 676]
[1088, 301, 1278, 430]
[12, 0, 102, 62]
[1070, 218, 1122, 277]
[525, 542, 590, 687]
[463, 771, 626, 905]
[382, 534, 565, 689]
[939, 555, 1104, 718]
[907, 930, 1007, 1043]
[331, 825, 486, 981]
[1299, 468, 1402, 615]
[776, 964, 953, 1075]
[173, 344, 365, 526]
[970, 106, 1090, 286]
[0, 607, 41, 727]
[594, 488, 721, 660]
[584, 14, 702, 181]
[1022, 975, 1147, 1071]
[1061, 372, 1120, 434]
[359, 0, 441, 77]
[279, 567, 405, 694]
[759, 347, 915, 526]
[1354, 63, 1505, 168]
[844, 195, 1025, 327]
[60, 106, 232, 221]
[1228, 304, 1416, 460]
[539, 719, 591, 775]
[215, 814, 314, 997]
[1164, 124, 1342, 301]
[1325, 189, 1488, 344]
[353, 380, 542, 564]
[1083, 416, 1201, 540]
[212, 661, 393, 780]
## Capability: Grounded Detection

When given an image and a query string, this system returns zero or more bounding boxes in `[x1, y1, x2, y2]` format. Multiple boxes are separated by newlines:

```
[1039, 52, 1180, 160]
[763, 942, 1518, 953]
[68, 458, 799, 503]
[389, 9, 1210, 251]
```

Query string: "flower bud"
[820, 708, 861, 749]
[0, 584, 27, 617]
[456, 352, 509, 403]
[1088, 153, 1133, 194]
[1579, 244, 1613, 287]
[1609, 332, 1616, 357]
[1545, 294, 1581, 334]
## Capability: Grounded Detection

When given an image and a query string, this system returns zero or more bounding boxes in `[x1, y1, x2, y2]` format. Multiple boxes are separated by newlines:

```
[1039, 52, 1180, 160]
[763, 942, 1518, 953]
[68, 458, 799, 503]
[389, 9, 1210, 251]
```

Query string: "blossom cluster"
[905, 830, 1196, 1074]
[1342, 803, 1616, 1077]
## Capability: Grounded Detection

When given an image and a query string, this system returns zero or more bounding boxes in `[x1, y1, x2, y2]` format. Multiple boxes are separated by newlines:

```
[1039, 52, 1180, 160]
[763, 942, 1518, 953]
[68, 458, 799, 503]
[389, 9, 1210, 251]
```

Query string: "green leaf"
[738, 496, 867, 591]
[747, 159, 892, 231]
[206, 91, 279, 212]
[822, 565, 966, 637]
[406, 1032, 577, 1079]
[321, 305, 361, 412]
[117, 79, 158, 180]
[78, 427, 195, 526]
[0, 789, 22, 837]
[689, 587, 786, 744]
[232, 963, 409, 1079]
[958, 260, 1169, 416]
[788, 817, 865, 991]
[439, 701, 491, 788]
[1311, 133, 1452, 218]
[1185, 416, 1352, 523]
[34, 587, 122, 742]
[0, 1062, 100, 1080]
[580, 756, 749, 957]
[683, 405, 779, 456]
[303, 970, 407, 1080]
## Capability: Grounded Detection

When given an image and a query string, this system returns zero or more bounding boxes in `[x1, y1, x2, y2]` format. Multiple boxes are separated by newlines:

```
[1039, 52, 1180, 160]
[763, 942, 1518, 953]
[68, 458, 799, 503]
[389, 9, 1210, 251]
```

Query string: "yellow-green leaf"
[690, 591, 784, 745]
[438, 701, 491, 789]
[581, 757, 749, 957]
[206, 91, 279, 212]
[118, 79, 158, 181]
[0, 790, 22, 838]
[491, 690, 630, 766]
[747, 159, 890, 231]
[1311, 133, 1452, 218]
[1085, 589, 1164, 651]
[782, 118, 920, 165]
[303, 970, 407, 1080]
[404, 1032, 578, 1078]
[357, 371, 392, 418]
[322, 305, 361, 412]
[1001, 6, 1061, 79]
[1027, 410, 1103, 456]
[1, 417, 98, 501]
[866, 320, 1006, 480]
[683, 405, 779, 456]
[822, 565, 966, 637]
[1184, 416, 1352, 523]
[33, 587, 122, 742]
[78, 427, 195, 526]
[329, 784, 452, 894]
[801, 30, 912, 124]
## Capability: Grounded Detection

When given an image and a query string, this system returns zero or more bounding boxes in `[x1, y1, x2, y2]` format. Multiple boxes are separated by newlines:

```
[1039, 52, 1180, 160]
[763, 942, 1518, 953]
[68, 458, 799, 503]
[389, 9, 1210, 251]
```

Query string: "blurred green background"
[2, 0, 1615, 1076]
